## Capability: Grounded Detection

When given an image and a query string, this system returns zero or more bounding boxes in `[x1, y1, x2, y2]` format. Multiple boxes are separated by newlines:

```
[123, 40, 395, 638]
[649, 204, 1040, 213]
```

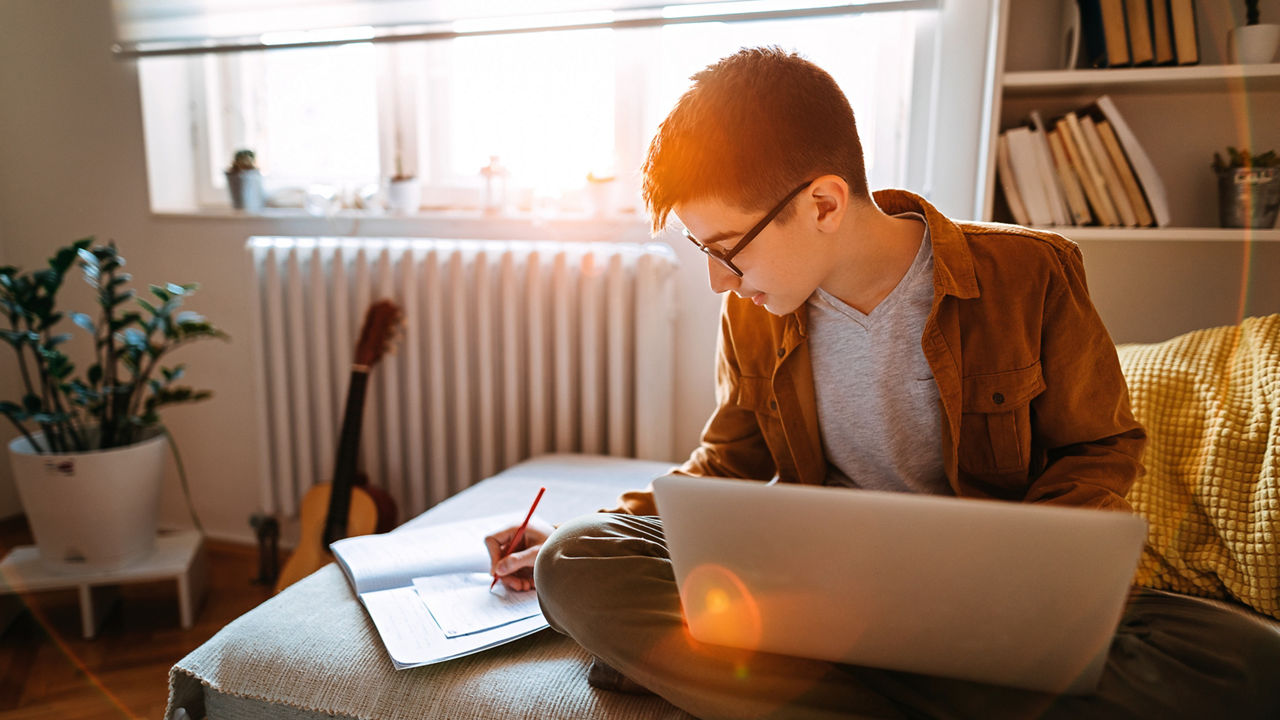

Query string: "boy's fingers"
[484, 526, 522, 563]
[501, 574, 533, 592]
[495, 545, 541, 575]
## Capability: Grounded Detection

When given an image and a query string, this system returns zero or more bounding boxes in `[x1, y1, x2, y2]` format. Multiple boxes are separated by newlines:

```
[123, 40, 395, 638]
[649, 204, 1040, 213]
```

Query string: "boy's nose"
[707, 257, 739, 294]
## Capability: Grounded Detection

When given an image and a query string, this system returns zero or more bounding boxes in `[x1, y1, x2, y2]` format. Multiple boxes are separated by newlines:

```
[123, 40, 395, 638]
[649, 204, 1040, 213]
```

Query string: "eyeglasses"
[683, 180, 814, 278]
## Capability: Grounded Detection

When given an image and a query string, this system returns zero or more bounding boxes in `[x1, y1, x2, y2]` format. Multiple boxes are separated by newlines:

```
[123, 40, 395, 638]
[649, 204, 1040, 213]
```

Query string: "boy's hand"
[484, 517, 555, 592]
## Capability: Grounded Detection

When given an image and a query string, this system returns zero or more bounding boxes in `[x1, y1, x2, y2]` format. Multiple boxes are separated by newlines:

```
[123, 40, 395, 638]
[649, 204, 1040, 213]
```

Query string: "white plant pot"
[8, 429, 167, 573]
[1229, 24, 1280, 64]
[225, 169, 265, 211]
[386, 177, 421, 215]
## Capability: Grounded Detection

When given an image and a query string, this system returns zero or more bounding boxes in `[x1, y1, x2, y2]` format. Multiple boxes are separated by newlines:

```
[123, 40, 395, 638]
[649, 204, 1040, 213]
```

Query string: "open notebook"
[331, 514, 546, 669]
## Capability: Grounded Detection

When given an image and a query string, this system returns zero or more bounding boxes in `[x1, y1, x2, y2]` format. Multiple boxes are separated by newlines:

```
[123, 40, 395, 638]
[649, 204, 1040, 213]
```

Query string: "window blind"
[112, 0, 937, 58]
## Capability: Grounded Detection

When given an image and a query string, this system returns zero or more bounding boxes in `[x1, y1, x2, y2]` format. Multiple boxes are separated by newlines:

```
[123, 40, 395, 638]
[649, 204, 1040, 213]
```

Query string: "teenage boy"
[486, 47, 1280, 719]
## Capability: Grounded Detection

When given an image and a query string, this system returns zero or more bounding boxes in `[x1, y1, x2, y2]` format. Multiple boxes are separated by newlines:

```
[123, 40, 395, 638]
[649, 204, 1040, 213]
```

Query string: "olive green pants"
[535, 513, 1280, 720]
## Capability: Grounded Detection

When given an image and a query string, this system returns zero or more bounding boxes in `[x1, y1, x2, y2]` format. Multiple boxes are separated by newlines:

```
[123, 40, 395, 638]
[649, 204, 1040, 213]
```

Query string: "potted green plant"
[225, 148, 265, 211]
[1230, 0, 1280, 64]
[1, 239, 227, 571]
[1213, 147, 1280, 228]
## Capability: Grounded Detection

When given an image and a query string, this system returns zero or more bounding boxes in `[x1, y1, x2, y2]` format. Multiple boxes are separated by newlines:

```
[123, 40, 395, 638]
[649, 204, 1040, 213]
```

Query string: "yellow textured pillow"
[1117, 314, 1279, 620]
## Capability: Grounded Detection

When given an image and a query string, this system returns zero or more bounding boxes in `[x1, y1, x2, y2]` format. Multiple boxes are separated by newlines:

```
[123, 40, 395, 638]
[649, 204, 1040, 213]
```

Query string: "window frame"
[166, 10, 945, 215]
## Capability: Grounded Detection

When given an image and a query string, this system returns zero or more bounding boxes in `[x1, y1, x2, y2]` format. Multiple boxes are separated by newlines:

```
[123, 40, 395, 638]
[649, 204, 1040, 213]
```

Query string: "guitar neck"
[323, 368, 370, 547]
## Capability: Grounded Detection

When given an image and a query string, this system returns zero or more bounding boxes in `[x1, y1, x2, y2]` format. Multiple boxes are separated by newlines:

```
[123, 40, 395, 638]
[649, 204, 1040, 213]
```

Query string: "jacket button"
[769, 400, 777, 410]
[993, 392, 1005, 405]
[777, 348, 785, 358]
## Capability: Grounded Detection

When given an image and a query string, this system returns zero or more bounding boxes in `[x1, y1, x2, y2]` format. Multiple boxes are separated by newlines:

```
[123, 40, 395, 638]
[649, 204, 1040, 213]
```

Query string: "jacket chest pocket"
[732, 375, 793, 474]
[958, 363, 1045, 475]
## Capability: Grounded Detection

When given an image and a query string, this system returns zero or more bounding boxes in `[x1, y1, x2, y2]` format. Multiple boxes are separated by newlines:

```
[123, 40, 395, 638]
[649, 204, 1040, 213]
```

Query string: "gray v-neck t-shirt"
[805, 213, 948, 494]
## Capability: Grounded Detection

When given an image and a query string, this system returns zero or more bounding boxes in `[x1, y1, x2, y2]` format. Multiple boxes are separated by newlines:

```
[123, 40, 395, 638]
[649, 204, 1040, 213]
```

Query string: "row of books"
[996, 94, 1170, 229]
[1079, 0, 1198, 68]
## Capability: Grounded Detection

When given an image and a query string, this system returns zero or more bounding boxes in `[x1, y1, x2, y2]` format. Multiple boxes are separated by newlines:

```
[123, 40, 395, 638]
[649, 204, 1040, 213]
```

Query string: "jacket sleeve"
[1023, 243, 1145, 510]
[606, 297, 776, 515]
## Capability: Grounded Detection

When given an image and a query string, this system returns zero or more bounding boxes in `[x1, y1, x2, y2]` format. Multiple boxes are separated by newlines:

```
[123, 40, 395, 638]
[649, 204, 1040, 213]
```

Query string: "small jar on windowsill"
[386, 175, 420, 216]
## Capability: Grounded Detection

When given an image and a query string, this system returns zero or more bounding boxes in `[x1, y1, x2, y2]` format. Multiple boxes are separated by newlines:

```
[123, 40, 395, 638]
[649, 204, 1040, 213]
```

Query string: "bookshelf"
[981, 0, 1280, 239]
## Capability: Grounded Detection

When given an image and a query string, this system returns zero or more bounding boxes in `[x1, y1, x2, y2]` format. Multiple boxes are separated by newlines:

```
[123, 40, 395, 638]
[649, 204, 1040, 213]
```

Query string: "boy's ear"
[810, 175, 849, 230]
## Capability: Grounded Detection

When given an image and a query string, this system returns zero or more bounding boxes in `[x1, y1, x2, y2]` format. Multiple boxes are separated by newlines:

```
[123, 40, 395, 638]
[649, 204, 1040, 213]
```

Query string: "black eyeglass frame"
[683, 180, 815, 278]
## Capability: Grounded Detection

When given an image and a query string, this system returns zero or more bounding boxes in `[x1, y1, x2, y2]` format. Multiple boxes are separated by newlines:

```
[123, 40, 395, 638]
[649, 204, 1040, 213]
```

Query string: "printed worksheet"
[413, 572, 542, 637]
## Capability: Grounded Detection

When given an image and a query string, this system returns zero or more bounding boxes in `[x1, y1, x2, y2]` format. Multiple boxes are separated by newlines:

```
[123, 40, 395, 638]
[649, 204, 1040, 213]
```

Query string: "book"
[1060, 112, 1121, 226]
[1095, 118, 1155, 226]
[1079, 0, 1131, 68]
[1168, 0, 1198, 65]
[1046, 128, 1094, 225]
[331, 514, 548, 669]
[1004, 126, 1055, 226]
[1149, 0, 1176, 65]
[996, 133, 1031, 226]
[1094, 94, 1171, 226]
[1029, 110, 1071, 226]
[1124, 0, 1155, 65]
[1080, 115, 1139, 226]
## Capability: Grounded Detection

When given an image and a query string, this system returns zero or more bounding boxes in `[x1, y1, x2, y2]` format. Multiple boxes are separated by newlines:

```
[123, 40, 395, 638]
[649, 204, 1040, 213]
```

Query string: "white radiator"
[247, 237, 678, 519]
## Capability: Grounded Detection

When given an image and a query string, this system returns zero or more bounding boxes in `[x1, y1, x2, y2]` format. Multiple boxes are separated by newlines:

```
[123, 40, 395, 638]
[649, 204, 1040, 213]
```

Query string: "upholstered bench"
[166, 454, 695, 720]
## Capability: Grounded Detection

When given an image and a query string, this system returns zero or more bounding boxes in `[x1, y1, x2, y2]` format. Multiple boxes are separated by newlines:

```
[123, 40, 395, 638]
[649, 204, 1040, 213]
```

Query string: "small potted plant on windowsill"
[386, 153, 420, 216]
[225, 149, 265, 211]
[2, 239, 228, 572]
[1213, 147, 1280, 228]
[1230, 0, 1280, 64]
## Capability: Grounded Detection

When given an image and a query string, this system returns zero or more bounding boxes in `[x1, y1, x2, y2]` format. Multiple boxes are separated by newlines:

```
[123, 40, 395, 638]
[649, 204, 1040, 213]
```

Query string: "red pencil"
[491, 486, 546, 589]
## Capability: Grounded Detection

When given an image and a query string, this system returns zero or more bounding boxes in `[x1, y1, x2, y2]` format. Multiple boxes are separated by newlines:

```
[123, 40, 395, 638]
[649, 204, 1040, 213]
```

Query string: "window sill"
[150, 206, 655, 240]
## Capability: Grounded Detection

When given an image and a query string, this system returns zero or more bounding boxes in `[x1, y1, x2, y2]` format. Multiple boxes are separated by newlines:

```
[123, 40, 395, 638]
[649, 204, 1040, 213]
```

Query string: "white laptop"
[651, 474, 1147, 695]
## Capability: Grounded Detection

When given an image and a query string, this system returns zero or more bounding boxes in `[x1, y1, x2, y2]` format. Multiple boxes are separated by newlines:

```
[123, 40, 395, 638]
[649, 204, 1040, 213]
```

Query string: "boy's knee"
[534, 513, 615, 628]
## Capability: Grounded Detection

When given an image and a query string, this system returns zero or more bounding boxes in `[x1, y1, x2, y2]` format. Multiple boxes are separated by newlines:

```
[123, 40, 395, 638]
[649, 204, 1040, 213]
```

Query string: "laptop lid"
[651, 474, 1147, 695]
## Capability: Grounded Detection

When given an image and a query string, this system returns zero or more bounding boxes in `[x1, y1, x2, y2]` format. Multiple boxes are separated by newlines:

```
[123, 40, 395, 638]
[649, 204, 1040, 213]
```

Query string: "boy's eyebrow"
[686, 227, 743, 246]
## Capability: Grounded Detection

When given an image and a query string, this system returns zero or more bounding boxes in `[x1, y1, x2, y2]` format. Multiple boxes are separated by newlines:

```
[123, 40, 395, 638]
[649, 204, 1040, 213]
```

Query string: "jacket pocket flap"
[962, 363, 1045, 413]
[733, 376, 778, 416]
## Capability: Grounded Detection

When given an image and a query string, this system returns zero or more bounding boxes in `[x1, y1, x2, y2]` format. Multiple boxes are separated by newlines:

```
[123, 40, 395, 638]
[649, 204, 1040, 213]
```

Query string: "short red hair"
[641, 47, 870, 232]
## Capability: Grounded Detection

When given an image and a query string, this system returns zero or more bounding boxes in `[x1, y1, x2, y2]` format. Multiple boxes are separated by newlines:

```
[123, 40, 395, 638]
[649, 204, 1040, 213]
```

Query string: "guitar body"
[275, 483, 379, 593]
[353, 474, 399, 534]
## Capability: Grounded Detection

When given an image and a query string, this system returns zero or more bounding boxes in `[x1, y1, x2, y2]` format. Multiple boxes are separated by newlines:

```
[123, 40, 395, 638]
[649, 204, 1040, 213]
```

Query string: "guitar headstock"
[354, 300, 404, 368]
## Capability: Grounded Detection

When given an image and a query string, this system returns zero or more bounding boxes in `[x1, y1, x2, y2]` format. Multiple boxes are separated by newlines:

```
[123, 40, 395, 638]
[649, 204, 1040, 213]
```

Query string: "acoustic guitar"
[276, 300, 402, 593]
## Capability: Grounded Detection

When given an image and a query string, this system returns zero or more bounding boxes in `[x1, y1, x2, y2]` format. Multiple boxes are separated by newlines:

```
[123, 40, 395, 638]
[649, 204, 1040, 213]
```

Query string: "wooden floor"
[0, 517, 273, 720]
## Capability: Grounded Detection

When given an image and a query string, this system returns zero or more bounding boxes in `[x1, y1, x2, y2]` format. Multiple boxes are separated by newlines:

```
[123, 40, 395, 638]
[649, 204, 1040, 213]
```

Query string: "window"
[136, 8, 936, 215]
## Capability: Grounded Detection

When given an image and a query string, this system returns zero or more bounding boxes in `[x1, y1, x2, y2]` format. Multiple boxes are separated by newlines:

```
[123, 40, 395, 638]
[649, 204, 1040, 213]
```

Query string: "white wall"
[2, 0, 1274, 539]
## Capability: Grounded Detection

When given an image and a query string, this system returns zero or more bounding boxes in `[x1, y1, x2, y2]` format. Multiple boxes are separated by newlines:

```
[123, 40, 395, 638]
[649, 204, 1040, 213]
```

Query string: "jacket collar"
[873, 188, 979, 300]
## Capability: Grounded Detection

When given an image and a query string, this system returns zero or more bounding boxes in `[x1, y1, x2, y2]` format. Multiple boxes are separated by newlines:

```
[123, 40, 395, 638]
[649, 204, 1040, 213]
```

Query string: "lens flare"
[679, 563, 763, 652]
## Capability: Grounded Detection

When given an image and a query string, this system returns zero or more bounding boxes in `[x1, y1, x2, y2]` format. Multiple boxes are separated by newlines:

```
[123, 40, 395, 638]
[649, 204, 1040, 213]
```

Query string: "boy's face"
[675, 189, 830, 316]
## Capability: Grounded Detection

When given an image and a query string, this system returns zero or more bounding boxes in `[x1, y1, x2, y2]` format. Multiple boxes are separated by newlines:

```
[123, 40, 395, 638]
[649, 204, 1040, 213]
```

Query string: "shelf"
[1022, 226, 1280, 242]
[1003, 64, 1280, 96]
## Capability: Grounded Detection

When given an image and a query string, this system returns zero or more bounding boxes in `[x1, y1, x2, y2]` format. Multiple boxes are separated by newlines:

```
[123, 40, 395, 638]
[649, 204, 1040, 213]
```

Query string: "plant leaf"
[71, 312, 96, 335]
